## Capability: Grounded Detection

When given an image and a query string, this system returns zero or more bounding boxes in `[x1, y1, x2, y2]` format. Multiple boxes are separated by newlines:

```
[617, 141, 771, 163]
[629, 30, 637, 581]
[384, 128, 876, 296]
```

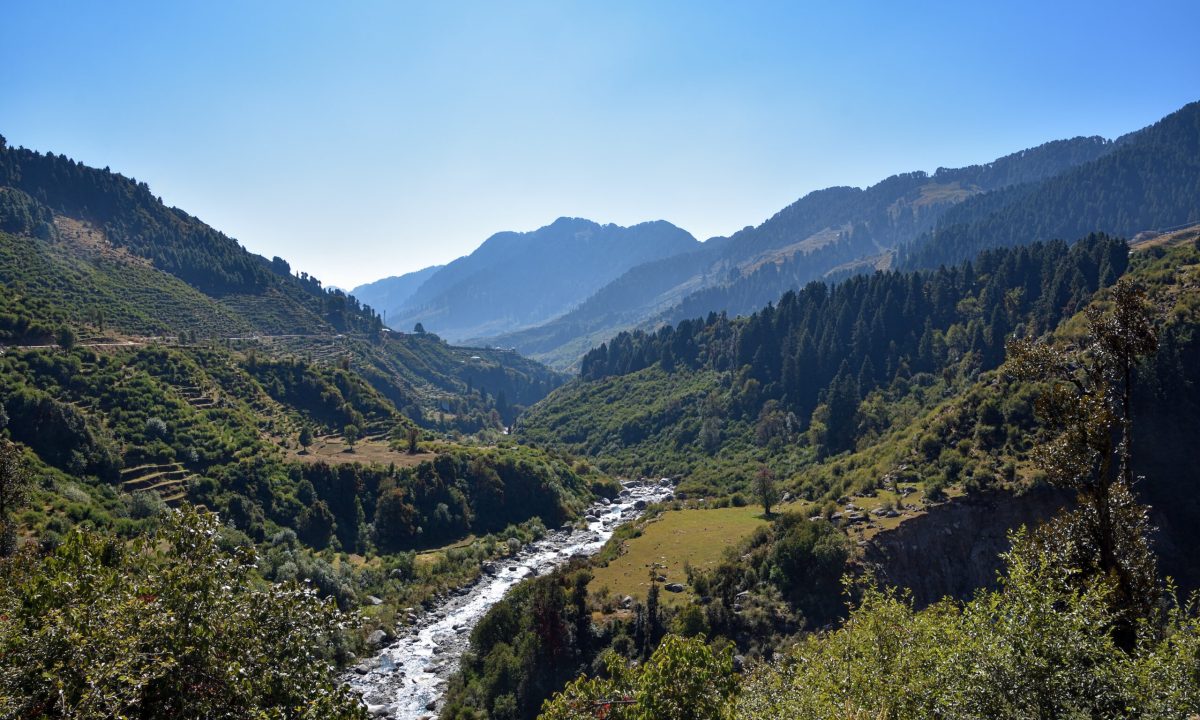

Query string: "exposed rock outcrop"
[862, 488, 1071, 607]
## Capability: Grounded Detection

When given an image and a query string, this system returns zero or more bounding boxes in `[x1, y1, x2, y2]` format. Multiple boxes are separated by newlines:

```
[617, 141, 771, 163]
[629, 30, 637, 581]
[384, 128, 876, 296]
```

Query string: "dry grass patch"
[288, 436, 435, 467]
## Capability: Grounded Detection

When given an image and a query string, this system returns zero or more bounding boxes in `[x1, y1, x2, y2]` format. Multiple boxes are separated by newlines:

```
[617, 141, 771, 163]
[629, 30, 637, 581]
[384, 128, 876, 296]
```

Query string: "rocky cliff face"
[861, 488, 1072, 607]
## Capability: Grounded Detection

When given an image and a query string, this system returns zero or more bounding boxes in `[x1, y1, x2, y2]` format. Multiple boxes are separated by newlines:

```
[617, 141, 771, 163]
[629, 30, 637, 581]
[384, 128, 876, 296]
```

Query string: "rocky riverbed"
[346, 479, 676, 719]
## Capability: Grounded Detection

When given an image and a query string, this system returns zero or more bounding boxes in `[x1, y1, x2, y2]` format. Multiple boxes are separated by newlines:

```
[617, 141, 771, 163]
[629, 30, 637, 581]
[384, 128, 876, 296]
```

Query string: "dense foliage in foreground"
[540, 634, 738, 720]
[541, 537, 1200, 720]
[731, 544, 1200, 720]
[0, 507, 366, 719]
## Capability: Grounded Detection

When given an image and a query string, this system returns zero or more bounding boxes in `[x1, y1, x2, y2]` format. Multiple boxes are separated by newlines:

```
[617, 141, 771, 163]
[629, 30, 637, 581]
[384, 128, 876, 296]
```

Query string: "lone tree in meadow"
[755, 465, 779, 517]
[342, 423, 360, 451]
[298, 425, 313, 453]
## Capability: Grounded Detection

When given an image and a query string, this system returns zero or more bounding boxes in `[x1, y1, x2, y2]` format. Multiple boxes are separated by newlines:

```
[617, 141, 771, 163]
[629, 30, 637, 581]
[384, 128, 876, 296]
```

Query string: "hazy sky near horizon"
[3, 2, 1198, 288]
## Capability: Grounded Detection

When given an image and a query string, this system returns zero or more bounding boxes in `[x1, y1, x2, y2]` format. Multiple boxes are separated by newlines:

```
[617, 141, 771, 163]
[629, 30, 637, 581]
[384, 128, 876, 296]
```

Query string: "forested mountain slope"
[902, 100, 1200, 268]
[0, 137, 385, 336]
[0, 138, 566, 427]
[0, 135, 586, 552]
[489, 135, 1118, 368]
[519, 233, 1129, 495]
[448, 230, 1200, 720]
[0, 139, 601, 695]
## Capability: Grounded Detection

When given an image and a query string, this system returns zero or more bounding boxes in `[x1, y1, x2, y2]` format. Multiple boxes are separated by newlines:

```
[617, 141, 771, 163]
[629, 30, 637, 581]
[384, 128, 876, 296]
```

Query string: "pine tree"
[824, 365, 861, 455]
[644, 578, 662, 660]
[1008, 278, 1162, 651]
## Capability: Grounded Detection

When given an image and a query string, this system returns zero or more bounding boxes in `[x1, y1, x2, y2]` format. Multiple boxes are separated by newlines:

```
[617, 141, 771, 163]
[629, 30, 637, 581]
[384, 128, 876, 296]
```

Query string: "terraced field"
[119, 462, 193, 505]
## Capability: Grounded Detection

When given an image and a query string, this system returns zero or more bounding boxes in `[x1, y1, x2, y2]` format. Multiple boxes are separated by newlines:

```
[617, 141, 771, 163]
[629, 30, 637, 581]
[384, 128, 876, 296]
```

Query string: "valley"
[349, 480, 675, 720]
[3, 98, 1200, 720]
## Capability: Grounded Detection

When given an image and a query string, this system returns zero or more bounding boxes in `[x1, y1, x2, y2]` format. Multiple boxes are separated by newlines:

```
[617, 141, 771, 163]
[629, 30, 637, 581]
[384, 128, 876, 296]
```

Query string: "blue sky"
[2, 1, 1198, 288]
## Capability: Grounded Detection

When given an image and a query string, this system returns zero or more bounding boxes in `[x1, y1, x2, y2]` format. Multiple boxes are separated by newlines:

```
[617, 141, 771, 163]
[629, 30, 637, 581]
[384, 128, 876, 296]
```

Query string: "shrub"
[732, 533, 1200, 719]
[540, 635, 737, 720]
[127, 490, 167, 519]
[0, 507, 365, 719]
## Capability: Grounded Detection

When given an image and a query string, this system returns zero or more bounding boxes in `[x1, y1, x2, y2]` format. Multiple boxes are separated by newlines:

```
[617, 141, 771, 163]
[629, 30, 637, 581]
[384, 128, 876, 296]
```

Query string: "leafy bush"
[539, 635, 737, 720]
[0, 506, 365, 718]
[127, 490, 167, 519]
[732, 535, 1200, 719]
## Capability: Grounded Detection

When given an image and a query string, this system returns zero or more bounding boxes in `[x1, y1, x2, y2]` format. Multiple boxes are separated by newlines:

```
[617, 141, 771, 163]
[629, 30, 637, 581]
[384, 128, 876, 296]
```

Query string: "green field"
[589, 487, 962, 607]
[590, 504, 790, 606]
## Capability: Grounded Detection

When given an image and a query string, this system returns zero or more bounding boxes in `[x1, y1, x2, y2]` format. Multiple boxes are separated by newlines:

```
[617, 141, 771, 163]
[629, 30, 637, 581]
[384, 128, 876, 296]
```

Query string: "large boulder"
[367, 629, 390, 647]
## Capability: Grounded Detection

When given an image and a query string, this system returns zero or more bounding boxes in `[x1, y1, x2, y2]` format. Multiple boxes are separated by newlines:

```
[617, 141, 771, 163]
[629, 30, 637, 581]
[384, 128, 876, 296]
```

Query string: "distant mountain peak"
[359, 217, 699, 342]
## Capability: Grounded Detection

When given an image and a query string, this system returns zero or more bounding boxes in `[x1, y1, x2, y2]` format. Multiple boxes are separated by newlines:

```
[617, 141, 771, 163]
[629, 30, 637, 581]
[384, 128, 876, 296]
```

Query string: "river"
[346, 479, 676, 719]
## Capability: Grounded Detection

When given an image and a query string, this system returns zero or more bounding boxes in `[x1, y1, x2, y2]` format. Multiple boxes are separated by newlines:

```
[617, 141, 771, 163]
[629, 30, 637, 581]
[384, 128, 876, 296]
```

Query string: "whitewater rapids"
[346, 479, 675, 719]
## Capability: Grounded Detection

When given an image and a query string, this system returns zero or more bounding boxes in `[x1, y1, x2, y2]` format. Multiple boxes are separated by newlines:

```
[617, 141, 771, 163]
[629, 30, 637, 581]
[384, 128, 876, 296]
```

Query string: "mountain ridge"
[372, 216, 700, 341]
[0, 138, 567, 430]
[487, 133, 1124, 367]
[349, 265, 442, 324]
